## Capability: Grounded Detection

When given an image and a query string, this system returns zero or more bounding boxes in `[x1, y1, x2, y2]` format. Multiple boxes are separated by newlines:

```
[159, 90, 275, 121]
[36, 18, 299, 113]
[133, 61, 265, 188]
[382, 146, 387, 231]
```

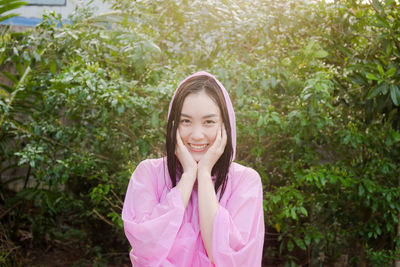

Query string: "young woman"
[122, 71, 265, 266]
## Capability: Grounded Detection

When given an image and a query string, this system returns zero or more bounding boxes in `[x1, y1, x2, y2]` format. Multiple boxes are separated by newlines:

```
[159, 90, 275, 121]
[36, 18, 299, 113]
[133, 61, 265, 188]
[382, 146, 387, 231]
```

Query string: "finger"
[176, 129, 184, 147]
[176, 129, 191, 156]
[213, 125, 222, 148]
[175, 129, 184, 155]
[221, 124, 227, 147]
[217, 124, 226, 152]
[176, 129, 180, 143]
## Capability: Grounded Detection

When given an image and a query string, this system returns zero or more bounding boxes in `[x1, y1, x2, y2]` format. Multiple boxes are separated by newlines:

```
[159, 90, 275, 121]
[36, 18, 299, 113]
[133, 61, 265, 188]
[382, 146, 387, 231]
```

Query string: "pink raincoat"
[122, 72, 265, 266]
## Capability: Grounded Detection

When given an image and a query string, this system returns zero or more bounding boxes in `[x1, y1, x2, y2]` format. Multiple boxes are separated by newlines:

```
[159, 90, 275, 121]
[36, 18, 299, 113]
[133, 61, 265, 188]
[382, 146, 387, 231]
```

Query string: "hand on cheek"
[175, 129, 198, 176]
[198, 124, 227, 175]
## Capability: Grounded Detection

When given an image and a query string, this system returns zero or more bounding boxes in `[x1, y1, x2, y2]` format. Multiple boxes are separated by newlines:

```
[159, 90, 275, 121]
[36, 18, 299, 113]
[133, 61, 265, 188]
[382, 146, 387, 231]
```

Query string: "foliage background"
[1, 0, 400, 266]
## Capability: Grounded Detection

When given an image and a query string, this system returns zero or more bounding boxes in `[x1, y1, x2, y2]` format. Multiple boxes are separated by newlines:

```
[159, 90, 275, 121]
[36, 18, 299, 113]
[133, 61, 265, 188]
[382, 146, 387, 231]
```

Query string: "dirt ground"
[16, 245, 131, 267]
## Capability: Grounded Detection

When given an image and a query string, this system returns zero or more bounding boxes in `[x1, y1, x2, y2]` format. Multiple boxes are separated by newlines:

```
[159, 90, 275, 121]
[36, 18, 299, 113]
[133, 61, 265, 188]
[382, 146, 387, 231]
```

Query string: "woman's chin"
[191, 152, 204, 163]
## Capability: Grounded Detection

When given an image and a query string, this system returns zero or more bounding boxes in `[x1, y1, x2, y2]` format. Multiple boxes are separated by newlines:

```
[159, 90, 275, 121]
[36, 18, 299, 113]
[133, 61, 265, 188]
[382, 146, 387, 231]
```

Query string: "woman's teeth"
[189, 144, 207, 151]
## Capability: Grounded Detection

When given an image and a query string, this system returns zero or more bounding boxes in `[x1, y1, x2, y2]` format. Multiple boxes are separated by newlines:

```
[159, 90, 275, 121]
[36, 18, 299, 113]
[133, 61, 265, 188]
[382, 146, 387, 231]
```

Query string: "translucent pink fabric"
[122, 72, 264, 266]
[122, 159, 264, 266]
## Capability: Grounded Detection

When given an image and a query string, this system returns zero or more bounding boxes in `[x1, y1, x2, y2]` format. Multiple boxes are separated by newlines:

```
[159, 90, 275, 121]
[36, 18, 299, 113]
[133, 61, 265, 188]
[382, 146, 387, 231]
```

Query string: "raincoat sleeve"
[122, 159, 185, 266]
[212, 167, 265, 266]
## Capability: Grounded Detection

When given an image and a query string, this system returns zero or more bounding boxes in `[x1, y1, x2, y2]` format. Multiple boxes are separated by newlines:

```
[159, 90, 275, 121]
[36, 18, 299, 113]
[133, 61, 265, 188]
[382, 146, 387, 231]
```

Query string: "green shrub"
[1, 0, 399, 265]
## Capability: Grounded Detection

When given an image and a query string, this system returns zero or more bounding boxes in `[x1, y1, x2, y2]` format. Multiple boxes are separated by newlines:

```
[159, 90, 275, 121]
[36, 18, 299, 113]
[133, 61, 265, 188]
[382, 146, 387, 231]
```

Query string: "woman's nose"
[191, 125, 204, 140]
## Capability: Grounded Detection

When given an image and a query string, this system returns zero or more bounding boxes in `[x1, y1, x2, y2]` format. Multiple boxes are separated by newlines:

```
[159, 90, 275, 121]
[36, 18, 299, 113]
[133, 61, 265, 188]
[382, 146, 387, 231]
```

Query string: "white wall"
[11, 0, 112, 19]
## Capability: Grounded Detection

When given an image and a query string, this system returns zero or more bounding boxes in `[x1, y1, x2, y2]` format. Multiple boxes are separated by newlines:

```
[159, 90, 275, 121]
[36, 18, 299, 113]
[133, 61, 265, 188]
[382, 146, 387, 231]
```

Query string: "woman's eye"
[204, 120, 216, 125]
[180, 119, 191, 124]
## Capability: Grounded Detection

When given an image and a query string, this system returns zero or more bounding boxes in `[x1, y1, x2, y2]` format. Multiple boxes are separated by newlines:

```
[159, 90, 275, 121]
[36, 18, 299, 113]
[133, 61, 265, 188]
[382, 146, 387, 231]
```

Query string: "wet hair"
[166, 75, 233, 200]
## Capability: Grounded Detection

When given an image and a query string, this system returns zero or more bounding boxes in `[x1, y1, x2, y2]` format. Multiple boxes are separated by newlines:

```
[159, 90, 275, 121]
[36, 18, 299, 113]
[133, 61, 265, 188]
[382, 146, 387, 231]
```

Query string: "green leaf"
[139, 141, 149, 156]
[86, 80, 95, 90]
[270, 76, 277, 88]
[394, 84, 400, 101]
[236, 84, 243, 98]
[390, 84, 399, 106]
[385, 0, 395, 6]
[30, 160, 35, 168]
[320, 176, 326, 187]
[392, 130, 400, 143]
[23, 50, 30, 62]
[392, 213, 399, 223]
[0, 85, 11, 95]
[68, 32, 78, 40]
[257, 116, 263, 127]
[151, 112, 158, 128]
[0, 13, 19, 23]
[381, 83, 389, 95]
[271, 112, 281, 124]
[272, 195, 281, 204]
[50, 60, 57, 75]
[291, 208, 297, 220]
[343, 134, 351, 145]
[261, 78, 268, 91]
[295, 238, 306, 250]
[144, 40, 161, 54]
[287, 240, 294, 252]
[314, 50, 328, 58]
[376, 14, 389, 28]
[2, 71, 18, 84]
[300, 207, 308, 216]
[34, 126, 40, 135]
[55, 131, 62, 140]
[117, 105, 125, 115]
[304, 235, 311, 246]
[358, 185, 365, 196]
[367, 84, 383, 99]
[377, 65, 384, 77]
[33, 51, 41, 62]
[386, 67, 396, 77]
[366, 73, 379, 81]
[376, 225, 382, 235]
[0, 2, 27, 18]
[386, 41, 393, 56]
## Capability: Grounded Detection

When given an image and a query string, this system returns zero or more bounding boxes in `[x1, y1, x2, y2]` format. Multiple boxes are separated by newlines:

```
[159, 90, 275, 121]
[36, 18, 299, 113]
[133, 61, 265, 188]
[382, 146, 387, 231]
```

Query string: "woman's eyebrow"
[180, 113, 192, 118]
[180, 113, 218, 119]
[202, 114, 218, 119]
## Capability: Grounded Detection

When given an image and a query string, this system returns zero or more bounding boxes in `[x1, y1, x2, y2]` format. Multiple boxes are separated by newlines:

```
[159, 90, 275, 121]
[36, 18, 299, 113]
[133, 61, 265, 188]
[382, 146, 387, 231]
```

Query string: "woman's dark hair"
[166, 75, 233, 200]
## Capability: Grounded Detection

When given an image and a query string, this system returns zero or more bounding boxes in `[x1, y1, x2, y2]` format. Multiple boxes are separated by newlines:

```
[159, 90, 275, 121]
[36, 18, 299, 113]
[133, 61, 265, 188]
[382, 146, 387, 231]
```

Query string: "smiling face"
[178, 90, 221, 162]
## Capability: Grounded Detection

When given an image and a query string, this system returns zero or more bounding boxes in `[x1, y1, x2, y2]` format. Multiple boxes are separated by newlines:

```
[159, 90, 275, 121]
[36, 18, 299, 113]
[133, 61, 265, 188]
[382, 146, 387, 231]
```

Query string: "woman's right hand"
[175, 129, 198, 177]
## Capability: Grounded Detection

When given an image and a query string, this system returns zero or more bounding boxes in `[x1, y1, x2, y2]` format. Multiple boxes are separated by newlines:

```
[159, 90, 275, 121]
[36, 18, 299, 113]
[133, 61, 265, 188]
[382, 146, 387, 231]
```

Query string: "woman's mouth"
[188, 143, 208, 152]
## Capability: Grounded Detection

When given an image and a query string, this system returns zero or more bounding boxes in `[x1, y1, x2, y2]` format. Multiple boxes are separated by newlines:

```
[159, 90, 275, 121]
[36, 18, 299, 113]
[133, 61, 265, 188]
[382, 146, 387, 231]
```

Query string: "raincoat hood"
[168, 71, 236, 161]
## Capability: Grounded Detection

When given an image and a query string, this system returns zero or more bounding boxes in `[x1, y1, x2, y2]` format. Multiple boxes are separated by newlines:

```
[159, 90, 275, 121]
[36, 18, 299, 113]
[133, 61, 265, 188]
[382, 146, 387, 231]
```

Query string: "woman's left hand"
[198, 124, 227, 175]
